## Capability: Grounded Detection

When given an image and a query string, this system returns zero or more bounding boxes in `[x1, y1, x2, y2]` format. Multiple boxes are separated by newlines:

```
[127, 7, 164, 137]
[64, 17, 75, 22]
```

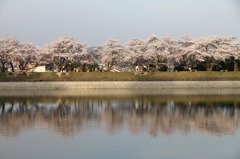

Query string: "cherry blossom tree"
[178, 36, 195, 70]
[146, 35, 182, 71]
[72, 43, 91, 68]
[0, 37, 41, 72]
[93, 39, 125, 71]
[0, 37, 21, 72]
[126, 38, 148, 71]
[221, 40, 240, 71]
[16, 43, 39, 70]
[0, 36, 239, 73]
[44, 36, 89, 72]
[145, 35, 167, 69]
[184, 36, 236, 71]
[178, 35, 194, 47]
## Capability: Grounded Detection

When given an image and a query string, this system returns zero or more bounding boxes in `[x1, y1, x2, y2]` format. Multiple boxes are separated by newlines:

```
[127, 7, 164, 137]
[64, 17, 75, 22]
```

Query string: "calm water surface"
[0, 89, 240, 159]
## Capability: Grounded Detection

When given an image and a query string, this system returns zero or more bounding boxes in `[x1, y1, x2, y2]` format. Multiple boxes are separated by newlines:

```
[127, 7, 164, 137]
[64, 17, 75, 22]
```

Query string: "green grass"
[1, 71, 240, 81]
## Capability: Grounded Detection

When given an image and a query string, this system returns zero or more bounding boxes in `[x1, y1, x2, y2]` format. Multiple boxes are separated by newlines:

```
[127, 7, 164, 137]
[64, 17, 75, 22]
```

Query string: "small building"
[30, 66, 46, 72]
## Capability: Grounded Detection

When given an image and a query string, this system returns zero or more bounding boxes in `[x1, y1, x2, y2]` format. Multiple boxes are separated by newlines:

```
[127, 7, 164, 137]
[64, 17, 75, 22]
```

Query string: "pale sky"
[0, 0, 239, 46]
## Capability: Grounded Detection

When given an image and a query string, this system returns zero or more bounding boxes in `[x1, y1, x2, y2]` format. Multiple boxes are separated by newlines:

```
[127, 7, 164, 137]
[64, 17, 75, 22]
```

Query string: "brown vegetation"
[1, 72, 240, 81]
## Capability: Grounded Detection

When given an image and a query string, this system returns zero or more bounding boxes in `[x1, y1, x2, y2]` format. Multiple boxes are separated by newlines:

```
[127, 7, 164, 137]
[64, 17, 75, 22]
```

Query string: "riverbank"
[1, 72, 240, 81]
[1, 81, 240, 90]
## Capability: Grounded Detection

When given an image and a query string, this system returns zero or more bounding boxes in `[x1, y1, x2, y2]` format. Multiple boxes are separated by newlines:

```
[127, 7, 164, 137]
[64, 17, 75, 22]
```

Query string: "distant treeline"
[0, 36, 239, 72]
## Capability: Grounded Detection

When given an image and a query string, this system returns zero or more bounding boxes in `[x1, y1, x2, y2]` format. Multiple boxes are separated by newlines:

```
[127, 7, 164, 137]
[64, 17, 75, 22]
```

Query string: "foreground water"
[0, 89, 240, 159]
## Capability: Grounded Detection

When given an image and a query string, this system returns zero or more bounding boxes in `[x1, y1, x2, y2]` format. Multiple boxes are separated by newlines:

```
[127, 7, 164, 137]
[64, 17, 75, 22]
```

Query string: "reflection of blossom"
[0, 96, 239, 138]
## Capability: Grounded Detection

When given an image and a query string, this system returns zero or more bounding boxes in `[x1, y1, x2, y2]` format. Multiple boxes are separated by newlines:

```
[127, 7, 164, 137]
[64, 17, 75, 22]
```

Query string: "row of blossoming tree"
[0, 35, 240, 72]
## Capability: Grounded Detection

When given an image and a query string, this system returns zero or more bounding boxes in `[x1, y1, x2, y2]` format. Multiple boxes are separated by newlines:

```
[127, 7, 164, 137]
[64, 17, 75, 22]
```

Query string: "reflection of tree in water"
[0, 96, 239, 137]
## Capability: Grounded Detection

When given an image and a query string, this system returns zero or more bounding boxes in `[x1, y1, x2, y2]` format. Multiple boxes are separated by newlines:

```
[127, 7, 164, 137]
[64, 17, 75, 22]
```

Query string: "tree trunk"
[233, 61, 238, 72]
[206, 63, 214, 71]
[9, 63, 15, 72]
[78, 65, 83, 72]
[156, 63, 160, 72]
[106, 62, 112, 72]
[60, 66, 64, 72]
[0, 61, 5, 72]
[55, 64, 62, 72]
[62, 63, 69, 72]
[106, 67, 111, 72]
[23, 63, 28, 70]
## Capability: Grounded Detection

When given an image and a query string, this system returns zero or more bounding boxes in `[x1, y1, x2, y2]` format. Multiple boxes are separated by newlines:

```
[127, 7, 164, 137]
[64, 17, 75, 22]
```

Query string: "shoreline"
[1, 81, 240, 90]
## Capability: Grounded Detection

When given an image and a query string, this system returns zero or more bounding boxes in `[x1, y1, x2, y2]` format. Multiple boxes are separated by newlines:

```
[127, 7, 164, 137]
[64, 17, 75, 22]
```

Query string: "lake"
[0, 89, 240, 159]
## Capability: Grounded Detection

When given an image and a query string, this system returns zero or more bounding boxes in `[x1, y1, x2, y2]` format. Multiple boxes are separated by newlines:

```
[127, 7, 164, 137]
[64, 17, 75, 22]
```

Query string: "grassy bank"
[1, 72, 240, 81]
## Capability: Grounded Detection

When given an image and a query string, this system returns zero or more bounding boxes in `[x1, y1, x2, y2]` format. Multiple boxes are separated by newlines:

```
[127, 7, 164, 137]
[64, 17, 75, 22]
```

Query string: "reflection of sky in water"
[0, 90, 240, 159]
[1, 127, 240, 159]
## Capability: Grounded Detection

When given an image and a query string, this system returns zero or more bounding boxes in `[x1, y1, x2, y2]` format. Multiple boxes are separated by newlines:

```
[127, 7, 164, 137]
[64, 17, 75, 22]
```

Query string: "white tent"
[31, 66, 46, 72]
